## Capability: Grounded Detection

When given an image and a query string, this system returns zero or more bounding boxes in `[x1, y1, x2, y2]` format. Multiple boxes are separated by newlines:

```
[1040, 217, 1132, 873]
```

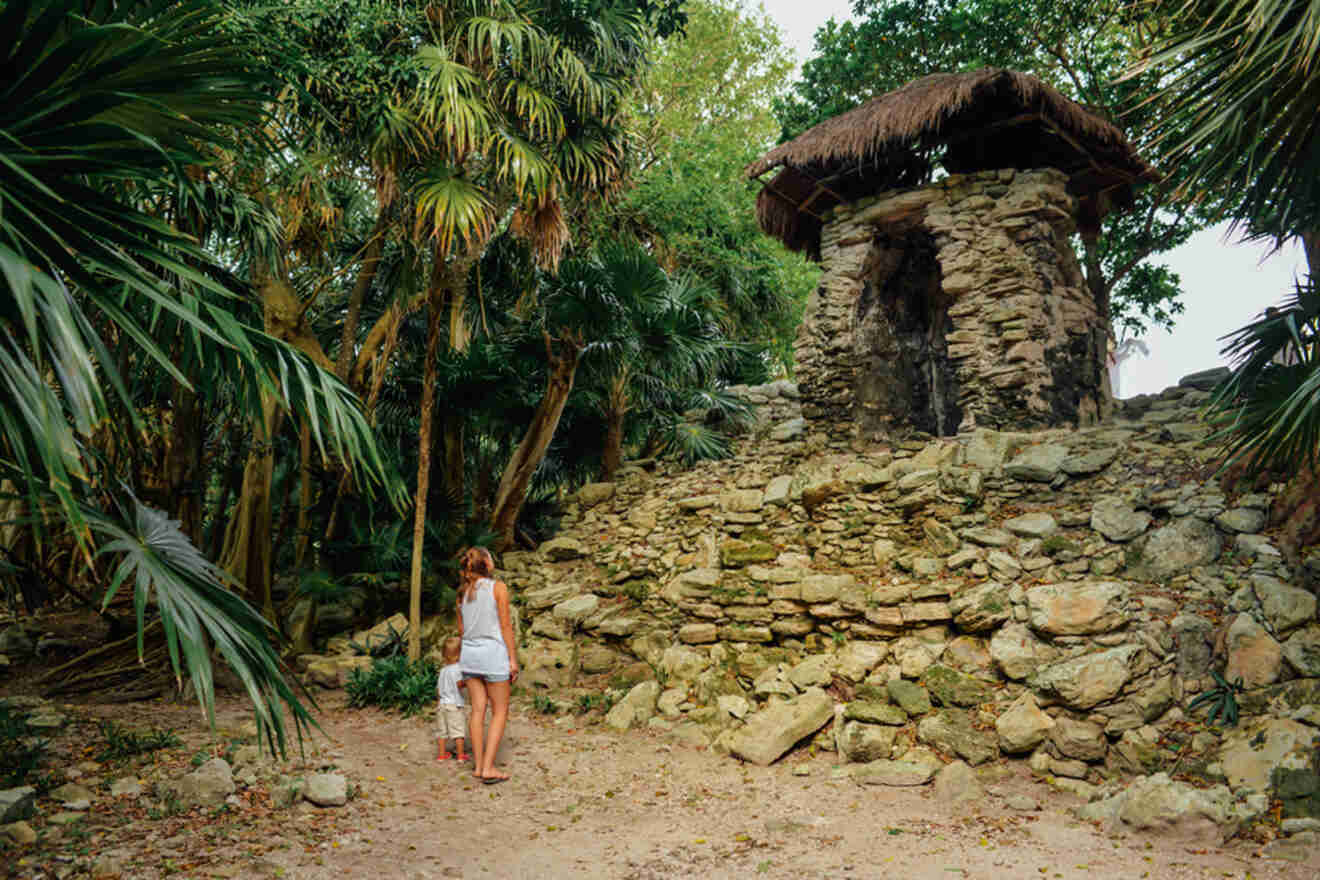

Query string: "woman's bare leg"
[479, 680, 511, 780]
[466, 678, 489, 778]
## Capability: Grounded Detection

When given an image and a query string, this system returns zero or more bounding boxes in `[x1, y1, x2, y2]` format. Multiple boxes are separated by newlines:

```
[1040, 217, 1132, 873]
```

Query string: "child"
[435, 637, 469, 763]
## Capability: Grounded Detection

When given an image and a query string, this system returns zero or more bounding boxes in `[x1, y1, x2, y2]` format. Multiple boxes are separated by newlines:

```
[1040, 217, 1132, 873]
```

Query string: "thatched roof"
[748, 68, 1157, 258]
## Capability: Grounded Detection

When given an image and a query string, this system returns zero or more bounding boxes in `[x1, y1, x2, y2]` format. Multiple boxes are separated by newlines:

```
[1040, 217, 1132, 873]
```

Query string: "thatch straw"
[747, 68, 1147, 179]
[747, 68, 1155, 257]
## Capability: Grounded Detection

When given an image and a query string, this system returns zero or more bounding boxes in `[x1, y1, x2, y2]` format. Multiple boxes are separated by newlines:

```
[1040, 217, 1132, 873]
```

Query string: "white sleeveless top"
[459, 577, 510, 676]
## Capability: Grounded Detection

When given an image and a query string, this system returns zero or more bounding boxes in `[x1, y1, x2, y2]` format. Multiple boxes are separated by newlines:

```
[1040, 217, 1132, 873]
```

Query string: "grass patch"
[95, 719, 181, 763]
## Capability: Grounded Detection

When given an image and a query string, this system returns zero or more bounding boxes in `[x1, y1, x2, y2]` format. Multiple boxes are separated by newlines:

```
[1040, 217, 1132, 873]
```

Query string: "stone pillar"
[793, 168, 1108, 443]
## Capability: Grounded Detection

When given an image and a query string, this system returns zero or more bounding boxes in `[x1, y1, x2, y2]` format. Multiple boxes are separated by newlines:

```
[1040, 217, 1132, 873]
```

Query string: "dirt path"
[225, 695, 1310, 880]
[7, 692, 1314, 880]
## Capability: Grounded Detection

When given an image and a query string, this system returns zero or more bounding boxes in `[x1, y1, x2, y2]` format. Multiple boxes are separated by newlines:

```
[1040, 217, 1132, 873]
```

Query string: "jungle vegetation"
[1, 0, 1315, 742]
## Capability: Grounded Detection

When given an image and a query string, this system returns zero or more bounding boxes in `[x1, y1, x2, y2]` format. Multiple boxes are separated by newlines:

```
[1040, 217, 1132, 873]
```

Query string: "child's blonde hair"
[442, 636, 461, 664]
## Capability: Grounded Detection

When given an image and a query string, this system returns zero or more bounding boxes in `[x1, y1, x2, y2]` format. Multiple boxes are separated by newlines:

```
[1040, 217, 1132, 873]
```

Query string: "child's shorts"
[436, 703, 469, 739]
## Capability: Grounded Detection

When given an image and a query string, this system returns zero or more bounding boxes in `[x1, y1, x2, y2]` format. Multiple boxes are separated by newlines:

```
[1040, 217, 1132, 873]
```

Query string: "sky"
[757, 0, 1308, 398]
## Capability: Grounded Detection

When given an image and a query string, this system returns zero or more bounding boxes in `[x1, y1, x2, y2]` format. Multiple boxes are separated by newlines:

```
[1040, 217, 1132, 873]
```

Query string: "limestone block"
[800, 574, 855, 604]
[838, 720, 899, 763]
[720, 489, 764, 513]
[1252, 575, 1317, 634]
[922, 664, 992, 707]
[1030, 645, 1141, 709]
[1090, 497, 1151, 542]
[1283, 625, 1320, 677]
[576, 483, 616, 508]
[1225, 613, 1283, 688]
[1051, 717, 1108, 762]
[1218, 719, 1315, 794]
[917, 709, 999, 765]
[540, 537, 588, 561]
[1129, 517, 1221, 581]
[996, 693, 1055, 753]
[1025, 581, 1128, 635]
[949, 581, 1011, 632]
[725, 688, 834, 766]
[605, 682, 661, 731]
[1004, 512, 1058, 537]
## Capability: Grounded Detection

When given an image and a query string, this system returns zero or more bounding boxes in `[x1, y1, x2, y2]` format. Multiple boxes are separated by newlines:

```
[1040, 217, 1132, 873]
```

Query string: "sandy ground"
[13, 691, 1310, 880]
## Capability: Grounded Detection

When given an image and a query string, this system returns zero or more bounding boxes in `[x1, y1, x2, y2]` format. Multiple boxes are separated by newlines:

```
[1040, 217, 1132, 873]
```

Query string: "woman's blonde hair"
[458, 546, 494, 601]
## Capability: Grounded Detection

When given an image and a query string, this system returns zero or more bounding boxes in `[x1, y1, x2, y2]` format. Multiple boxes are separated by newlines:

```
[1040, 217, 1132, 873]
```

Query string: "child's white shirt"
[436, 663, 467, 707]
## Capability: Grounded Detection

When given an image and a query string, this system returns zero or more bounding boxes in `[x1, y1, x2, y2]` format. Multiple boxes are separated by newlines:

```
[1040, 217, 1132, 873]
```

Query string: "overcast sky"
[757, 0, 1308, 398]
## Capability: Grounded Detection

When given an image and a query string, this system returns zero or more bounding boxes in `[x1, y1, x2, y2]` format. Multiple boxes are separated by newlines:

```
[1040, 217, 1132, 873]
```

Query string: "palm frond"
[414, 168, 496, 255]
[92, 495, 317, 756]
[1206, 278, 1320, 473]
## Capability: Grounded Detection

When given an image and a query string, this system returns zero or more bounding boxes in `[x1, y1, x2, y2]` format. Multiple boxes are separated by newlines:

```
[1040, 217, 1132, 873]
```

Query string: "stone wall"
[505, 376, 1320, 817]
[796, 168, 1108, 445]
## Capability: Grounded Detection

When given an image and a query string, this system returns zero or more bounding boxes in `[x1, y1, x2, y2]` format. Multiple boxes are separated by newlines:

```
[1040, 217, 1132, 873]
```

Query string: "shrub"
[345, 655, 438, 716]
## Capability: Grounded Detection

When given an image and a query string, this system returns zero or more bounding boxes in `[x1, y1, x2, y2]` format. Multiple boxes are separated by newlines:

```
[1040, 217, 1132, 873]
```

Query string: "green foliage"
[297, 570, 351, 605]
[91, 498, 320, 756]
[345, 655, 438, 716]
[0, 0, 412, 757]
[620, 581, 650, 603]
[95, 720, 181, 764]
[0, 705, 48, 788]
[1136, 0, 1320, 244]
[532, 693, 559, 715]
[349, 620, 407, 659]
[1206, 280, 1320, 474]
[1188, 670, 1244, 728]
[594, 0, 818, 373]
[1137, 1, 1320, 480]
[575, 692, 615, 714]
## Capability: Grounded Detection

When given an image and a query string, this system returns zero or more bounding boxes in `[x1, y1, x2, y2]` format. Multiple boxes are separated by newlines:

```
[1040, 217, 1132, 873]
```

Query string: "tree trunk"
[441, 410, 465, 510]
[222, 270, 334, 618]
[600, 407, 625, 483]
[1079, 230, 1112, 328]
[1302, 228, 1319, 277]
[407, 254, 460, 661]
[489, 332, 583, 551]
[221, 392, 281, 623]
[209, 438, 245, 561]
[271, 460, 299, 573]
[334, 208, 390, 381]
[294, 420, 313, 570]
[321, 303, 407, 553]
[164, 382, 205, 544]
[599, 372, 629, 482]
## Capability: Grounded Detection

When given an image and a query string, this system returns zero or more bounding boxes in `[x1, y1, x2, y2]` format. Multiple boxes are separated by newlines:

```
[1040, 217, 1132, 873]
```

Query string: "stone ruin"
[746, 68, 1157, 444]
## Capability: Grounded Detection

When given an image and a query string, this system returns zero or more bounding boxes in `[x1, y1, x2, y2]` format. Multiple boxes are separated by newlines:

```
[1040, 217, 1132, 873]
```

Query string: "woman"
[456, 547, 519, 784]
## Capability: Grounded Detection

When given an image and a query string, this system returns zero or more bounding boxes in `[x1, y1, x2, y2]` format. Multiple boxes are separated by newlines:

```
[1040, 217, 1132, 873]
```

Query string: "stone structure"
[802, 168, 1107, 440]
[747, 68, 1155, 443]
[492, 376, 1319, 824]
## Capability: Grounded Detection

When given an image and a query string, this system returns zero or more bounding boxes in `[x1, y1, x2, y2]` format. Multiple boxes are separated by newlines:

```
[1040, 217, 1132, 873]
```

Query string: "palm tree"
[1, 0, 394, 752]
[1136, 0, 1320, 263]
[580, 242, 743, 481]
[1134, 0, 1320, 480]
[1207, 280, 1320, 472]
[400, 0, 648, 655]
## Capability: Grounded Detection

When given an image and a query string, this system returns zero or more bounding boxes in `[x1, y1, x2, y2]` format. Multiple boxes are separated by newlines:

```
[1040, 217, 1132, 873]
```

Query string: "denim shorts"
[462, 671, 510, 683]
